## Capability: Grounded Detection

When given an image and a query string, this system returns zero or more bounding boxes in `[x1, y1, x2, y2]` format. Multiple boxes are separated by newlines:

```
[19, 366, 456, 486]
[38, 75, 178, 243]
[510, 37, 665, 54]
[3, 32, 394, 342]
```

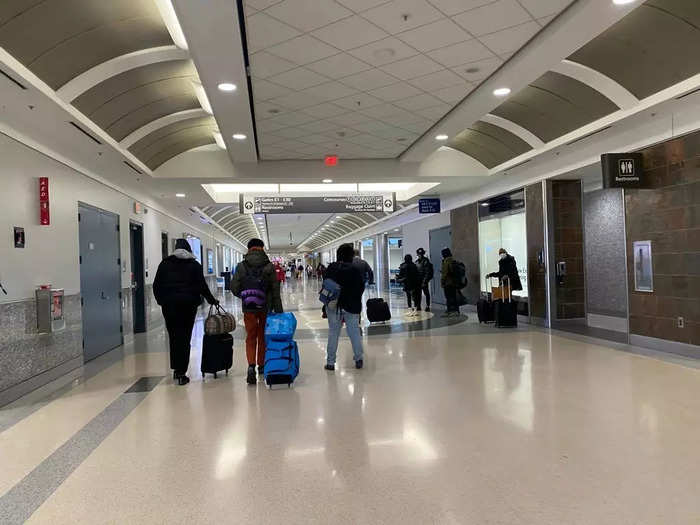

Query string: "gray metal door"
[79, 204, 122, 362]
[429, 225, 452, 305]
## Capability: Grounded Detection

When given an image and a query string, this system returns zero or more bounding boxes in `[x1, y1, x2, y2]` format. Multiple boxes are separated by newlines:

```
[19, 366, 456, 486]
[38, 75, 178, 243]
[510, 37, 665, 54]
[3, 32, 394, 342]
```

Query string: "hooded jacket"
[153, 249, 217, 306]
[230, 248, 283, 313]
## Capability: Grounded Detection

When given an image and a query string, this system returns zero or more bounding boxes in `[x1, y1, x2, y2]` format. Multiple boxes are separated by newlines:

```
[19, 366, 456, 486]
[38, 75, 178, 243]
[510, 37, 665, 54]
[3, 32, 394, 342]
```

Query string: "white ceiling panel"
[267, 35, 339, 65]
[380, 54, 444, 80]
[298, 120, 339, 133]
[267, 67, 330, 90]
[247, 0, 285, 9]
[327, 112, 375, 126]
[393, 92, 443, 110]
[408, 68, 464, 91]
[518, 0, 574, 19]
[301, 102, 350, 118]
[338, 68, 399, 90]
[427, 39, 495, 68]
[246, 12, 301, 52]
[478, 21, 540, 55]
[306, 53, 372, 79]
[252, 79, 294, 100]
[432, 83, 474, 103]
[333, 92, 386, 110]
[249, 51, 297, 78]
[335, 0, 393, 13]
[311, 15, 388, 50]
[264, 0, 352, 32]
[453, 0, 532, 37]
[304, 81, 360, 101]
[363, 0, 443, 34]
[452, 56, 504, 82]
[415, 103, 451, 119]
[368, 82, 423, 101]
[425, 0, 492, 16]
[397, 18, 471, 53]
[348, 37, 419, 67]
[269, 91, 326, 110]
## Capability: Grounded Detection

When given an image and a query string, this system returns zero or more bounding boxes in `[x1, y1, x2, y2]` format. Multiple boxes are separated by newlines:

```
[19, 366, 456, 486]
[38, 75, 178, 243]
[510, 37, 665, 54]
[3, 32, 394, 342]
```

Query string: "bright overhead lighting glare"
[435, 134, 449, 141]
[154, 0, 188, 50]
[232, 133, 247, 140]
[175, 193, 186, 198]
[493, 87, 511, 97]
[322, 179, 333, 183]
[212, 131, 226, 150]
[191, 80, 212, 114]
[612, 0, 636, 3]
[280, 184, 357, 193]
[218, 83, 237, 92]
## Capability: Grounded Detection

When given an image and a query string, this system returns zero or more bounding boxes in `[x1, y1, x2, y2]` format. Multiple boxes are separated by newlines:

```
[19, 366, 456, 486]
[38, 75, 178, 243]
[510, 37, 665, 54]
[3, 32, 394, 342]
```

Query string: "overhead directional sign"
[241, 194, 395, 214]
[418, 198, 440, 214]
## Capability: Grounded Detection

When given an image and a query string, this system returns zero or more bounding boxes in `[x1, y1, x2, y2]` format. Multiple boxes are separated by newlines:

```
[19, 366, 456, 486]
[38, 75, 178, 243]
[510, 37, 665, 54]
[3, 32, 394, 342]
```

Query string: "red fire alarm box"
[324, 155, 338, 167]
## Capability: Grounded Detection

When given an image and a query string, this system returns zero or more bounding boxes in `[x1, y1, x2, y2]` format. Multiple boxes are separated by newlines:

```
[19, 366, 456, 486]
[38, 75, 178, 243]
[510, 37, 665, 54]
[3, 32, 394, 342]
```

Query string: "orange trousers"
[243, 312, 267, 366]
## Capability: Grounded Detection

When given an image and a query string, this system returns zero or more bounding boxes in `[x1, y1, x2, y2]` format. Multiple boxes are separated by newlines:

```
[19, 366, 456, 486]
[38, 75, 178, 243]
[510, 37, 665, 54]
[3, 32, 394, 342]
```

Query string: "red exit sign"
[324, 155, 338, 167]
[39, 177, 50, 225]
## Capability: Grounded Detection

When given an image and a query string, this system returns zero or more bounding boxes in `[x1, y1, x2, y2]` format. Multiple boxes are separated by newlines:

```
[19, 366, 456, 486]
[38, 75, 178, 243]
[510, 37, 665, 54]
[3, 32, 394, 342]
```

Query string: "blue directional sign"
[418, 198, 441, 214]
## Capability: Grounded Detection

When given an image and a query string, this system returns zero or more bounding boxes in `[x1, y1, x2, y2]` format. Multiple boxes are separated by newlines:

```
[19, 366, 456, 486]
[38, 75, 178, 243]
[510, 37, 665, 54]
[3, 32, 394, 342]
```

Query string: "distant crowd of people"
[153, 236, 521, 385]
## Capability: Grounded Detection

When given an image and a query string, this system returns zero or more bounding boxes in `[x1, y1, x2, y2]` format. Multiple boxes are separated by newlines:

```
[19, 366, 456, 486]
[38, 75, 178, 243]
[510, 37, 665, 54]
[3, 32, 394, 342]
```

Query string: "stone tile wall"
[450, 203, 480, 304]
[626, 130, 700, 345]
[526, 182, 547, 321]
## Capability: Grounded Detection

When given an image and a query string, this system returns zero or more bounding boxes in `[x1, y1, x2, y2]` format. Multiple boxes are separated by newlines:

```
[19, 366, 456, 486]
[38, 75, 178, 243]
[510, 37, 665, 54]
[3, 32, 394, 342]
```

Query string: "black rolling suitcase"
[494, 277, 517, 328]
[366, 298, 391, 323]
[201, 333, 233, 378]
[477, 277, 495, 323]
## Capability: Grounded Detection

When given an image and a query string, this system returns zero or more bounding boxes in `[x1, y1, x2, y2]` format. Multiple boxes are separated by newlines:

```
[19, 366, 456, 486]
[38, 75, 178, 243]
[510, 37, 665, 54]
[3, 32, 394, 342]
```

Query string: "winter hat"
[175, 238, 192, 252]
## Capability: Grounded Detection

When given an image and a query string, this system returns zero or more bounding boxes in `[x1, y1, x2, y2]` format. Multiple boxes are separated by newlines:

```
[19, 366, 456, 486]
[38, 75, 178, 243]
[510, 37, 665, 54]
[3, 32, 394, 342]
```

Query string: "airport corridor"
[1, 278, 699, 525]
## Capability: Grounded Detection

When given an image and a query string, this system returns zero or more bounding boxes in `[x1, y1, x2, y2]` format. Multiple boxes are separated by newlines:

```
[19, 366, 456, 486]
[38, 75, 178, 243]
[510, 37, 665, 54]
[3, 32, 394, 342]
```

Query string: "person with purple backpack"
[231, 238, 283, 385]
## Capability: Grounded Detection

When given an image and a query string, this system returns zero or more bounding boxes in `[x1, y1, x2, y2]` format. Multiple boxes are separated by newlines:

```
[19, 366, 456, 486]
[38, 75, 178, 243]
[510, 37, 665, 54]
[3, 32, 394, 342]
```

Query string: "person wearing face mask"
[487, 248, 523, 292]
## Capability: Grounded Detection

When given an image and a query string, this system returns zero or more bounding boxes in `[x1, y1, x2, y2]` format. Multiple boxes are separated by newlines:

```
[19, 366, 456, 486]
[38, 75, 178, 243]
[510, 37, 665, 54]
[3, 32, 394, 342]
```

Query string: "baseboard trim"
[0, 356, 83, 408]
[587, 313, 628, 333]
[529, 316, 547, 327]
[629, 334, 700, 360]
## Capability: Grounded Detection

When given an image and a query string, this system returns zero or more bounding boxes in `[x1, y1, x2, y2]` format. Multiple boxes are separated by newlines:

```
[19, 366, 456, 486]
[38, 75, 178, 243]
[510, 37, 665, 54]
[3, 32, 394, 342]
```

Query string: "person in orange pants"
[230, 238, 283, 384]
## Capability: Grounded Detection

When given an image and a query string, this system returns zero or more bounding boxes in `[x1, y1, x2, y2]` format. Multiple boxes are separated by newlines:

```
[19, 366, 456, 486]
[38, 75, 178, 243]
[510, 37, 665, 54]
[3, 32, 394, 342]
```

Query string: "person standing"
[353, 249, 374, 286]
[231, 238, 283, 385]
[397, 254, 421, 315]
[324, 243, 365, 371]
[414, 248, 434, 312]
[487, 248, 523, 292]
[153, 238, 218, 385]
[440, 248, 460, 318]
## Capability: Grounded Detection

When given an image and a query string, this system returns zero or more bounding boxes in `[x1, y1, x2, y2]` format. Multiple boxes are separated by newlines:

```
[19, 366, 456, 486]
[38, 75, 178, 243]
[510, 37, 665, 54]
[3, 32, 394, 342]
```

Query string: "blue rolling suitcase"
[265, 312, 297, 343]
[264, 340, 300, 387]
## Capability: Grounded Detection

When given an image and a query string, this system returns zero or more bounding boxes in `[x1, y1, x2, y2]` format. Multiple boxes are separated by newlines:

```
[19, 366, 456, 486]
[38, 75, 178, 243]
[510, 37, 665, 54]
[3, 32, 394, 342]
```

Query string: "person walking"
[440, 248, 460, 318]
[415, 248, 434, 312]
[324, 243, 365, 371]
[153, 238, 219, 385]
[487, 248, 523, 292]
[231, 238, 283, 385]
[397, 254, 421, 315]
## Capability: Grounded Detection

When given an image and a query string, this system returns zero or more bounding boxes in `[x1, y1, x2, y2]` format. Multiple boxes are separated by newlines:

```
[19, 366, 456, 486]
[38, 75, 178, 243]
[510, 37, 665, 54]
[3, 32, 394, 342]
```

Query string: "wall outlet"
[677, 316, 685, 329]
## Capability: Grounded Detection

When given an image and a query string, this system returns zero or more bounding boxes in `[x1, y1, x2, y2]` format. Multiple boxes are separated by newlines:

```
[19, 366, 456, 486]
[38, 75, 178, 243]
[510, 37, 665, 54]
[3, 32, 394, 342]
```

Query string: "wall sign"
[602, 153, 646, 189]
[241, 194, 395, 214]
[39, 177, 50, 225]
[633, 240, 653, 292]
[14, 227, 25, 248]
[418, 198, 441, 214]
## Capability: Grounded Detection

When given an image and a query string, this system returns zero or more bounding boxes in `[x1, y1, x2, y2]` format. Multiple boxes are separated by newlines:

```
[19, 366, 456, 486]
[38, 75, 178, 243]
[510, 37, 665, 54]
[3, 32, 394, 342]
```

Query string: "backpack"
[319, 277, 341, 308]
[240, 262, 268, 311]
[452, 260, 468, 289]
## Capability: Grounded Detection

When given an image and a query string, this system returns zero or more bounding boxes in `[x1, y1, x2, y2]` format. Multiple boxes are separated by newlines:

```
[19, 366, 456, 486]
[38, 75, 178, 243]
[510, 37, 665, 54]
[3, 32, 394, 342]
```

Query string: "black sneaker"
[355, 359, 363, 369]
[246, 366, 257, 385]
[324, 364, 335, 371]
[258, 365, 264, 376]
[425, 306, 431, 312]
[177, 375, 190, 386]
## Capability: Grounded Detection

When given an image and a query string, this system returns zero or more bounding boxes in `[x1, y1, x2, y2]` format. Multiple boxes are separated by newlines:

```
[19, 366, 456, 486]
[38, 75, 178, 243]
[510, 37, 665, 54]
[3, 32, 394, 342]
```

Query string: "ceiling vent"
[69, 121, 102, 145]
[123, 160, 142, 175]
[676, 87, 700, 101]
[0, 68, 26, 90]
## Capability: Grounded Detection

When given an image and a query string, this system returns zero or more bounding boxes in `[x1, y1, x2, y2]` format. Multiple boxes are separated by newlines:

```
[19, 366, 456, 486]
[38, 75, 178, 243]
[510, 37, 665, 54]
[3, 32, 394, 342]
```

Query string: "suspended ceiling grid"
[244, 0, 574, 160]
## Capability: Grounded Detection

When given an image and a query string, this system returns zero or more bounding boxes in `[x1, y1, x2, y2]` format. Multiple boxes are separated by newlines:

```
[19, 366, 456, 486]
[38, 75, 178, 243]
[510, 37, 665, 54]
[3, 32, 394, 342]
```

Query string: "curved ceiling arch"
[0, 0, 171, 90]
[480, 114, 545, 149]
[449, 121, 532, 169]
[57, 45, 189, 102]
[120, 108, 209, 148]
[551, 59, 639, 110]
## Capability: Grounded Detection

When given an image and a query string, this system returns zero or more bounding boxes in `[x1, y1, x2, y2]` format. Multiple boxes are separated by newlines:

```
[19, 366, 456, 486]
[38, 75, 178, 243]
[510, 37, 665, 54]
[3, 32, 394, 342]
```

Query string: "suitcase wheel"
[214, 372, 218, 379]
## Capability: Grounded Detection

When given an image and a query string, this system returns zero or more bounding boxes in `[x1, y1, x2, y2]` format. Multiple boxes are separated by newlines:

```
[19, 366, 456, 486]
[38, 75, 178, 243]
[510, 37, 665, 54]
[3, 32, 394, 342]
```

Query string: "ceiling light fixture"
[322, 179, 333, 184]
[218, 83, 237, 92]
[493, 87, 511, 97]
[435, 134, 449, 141]
[612, 0, 636, 3]
[175, 193, 186, 198]
[232, 133, 247, 140]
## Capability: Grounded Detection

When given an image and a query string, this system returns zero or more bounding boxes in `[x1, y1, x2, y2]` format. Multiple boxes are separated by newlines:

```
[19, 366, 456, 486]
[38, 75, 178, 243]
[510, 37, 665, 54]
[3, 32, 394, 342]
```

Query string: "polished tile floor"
[1, 279, 699, 524]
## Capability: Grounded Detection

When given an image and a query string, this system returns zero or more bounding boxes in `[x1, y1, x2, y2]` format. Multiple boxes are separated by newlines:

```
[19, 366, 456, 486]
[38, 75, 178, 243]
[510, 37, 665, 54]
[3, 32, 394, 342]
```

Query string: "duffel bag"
[204, 304, 236, 335]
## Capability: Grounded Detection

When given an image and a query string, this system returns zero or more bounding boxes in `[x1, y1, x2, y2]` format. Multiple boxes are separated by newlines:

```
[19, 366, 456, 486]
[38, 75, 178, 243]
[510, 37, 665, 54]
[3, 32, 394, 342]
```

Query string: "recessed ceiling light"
[373, 48, 396, 61]
[612, 0, 636, 3]
[493, 87, 511, 97]
[322, 179, 333, 183]
[217, 83, 237, 92]
[465, 67, 480, 74]
[435, 134, 449, 141]
[232, 133, 247, 140]
[175, 193, 186, 198]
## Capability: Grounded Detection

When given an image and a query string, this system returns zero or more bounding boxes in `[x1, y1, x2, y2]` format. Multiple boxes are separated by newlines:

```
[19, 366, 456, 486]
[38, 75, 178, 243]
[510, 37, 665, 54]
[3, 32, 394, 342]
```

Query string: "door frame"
[77, 202, 124, 360]
[429, 225, 452, 305]
[129, 220, 147, 333]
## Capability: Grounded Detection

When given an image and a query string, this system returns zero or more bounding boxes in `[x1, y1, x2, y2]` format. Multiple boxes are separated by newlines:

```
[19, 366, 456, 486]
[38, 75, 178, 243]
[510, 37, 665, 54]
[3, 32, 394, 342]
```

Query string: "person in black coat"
[397, 254, 421, 314]
[153, 238, 218, 385]
[487, 248, 523, 292]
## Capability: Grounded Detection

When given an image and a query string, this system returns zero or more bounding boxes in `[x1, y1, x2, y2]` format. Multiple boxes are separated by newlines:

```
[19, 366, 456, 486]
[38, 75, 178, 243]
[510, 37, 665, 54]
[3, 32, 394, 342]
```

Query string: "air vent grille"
[565, 126, 612, 146]
[123, 161, 142, 175]
[69, 122, 102, 145]
[0, 68, 26, 90]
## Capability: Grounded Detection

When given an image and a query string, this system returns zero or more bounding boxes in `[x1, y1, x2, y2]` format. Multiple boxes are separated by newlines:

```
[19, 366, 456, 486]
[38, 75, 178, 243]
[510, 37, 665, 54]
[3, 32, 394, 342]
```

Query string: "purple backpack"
[240, 262, 268, 311]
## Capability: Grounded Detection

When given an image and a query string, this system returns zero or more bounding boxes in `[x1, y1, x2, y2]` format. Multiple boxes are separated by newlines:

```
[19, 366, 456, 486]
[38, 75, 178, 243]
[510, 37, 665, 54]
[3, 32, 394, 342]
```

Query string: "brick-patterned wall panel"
[626, 130, 700, 345]
[451, 203, 480, 305]
[526, 182, 547, 320]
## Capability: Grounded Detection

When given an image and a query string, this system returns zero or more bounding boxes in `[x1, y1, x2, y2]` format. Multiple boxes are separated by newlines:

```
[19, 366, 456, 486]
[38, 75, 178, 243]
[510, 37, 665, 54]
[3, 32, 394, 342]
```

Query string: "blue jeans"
[326, 310, 363, 365]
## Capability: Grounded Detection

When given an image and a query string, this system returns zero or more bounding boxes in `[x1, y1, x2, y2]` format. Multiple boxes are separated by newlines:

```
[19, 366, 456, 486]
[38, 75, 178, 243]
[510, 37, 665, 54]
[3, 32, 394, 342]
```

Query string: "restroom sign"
[601, 153, 646, 189]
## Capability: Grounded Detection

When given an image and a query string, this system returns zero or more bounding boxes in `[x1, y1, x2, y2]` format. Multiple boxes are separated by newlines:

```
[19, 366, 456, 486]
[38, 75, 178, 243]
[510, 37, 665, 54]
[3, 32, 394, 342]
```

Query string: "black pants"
[405, 288, 420, 308]
[162, 303, 198, 376]
[444, 286, 459, 313]
[415, 283, 430, 309]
